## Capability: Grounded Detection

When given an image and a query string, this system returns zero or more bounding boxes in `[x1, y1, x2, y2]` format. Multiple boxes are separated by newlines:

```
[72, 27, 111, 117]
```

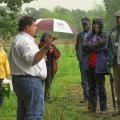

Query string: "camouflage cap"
[114, 10, 120, 17]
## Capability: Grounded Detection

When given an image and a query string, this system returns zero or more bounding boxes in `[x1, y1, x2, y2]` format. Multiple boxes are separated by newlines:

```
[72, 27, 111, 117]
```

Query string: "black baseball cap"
[82, 17, 90, 24]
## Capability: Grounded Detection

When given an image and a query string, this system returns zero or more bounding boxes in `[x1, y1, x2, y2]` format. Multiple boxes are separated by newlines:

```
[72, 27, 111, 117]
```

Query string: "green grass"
[0, 44, 119, 120]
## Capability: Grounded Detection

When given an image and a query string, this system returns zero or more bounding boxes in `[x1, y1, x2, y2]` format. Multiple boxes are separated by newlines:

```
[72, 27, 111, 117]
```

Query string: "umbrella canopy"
[36, 18, 78, 34]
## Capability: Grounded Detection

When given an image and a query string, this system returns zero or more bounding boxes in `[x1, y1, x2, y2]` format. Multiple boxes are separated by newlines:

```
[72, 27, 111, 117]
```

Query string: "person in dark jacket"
[75, 17, 91, 101]
[38, 33, 60, 100]
[83, 18, 109, 113]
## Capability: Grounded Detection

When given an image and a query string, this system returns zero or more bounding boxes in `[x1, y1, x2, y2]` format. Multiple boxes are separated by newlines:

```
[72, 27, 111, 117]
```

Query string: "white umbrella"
[36, 18, 78, 34]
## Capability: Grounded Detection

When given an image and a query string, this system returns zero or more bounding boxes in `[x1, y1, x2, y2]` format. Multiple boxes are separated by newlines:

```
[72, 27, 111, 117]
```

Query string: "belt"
[12, 75, 39, 79]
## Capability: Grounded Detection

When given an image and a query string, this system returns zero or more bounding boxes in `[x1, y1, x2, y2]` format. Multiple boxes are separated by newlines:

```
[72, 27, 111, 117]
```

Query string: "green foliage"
[24, 5, 108, 36]
[71, 9, 86, 31]
[1, 0, 120, 41]
[87, 5, 108, 30]
[104, 0, 120, 29]
[0, 0, 35, 41]
[0, 8, 18, 40]
[0, 0, 34, 11]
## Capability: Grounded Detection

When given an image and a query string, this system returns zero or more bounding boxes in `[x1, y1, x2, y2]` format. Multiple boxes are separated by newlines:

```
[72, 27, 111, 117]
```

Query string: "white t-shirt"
[9, 32, 47, 80]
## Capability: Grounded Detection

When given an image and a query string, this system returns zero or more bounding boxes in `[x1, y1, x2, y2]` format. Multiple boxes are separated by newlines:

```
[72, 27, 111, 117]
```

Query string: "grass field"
[0, 44, 120, 120]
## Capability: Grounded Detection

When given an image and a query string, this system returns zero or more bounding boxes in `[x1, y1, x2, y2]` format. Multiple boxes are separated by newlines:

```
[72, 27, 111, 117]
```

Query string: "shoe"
[90, 109, 96, 113]
[80, 97, 89, 103]
[80, 99, 86, 103]
[44, 95, 50, 101]
[84, 96, 89, 101]
[99, 111, 107, 114]
[111, 111, 120, 116]
[88, 103, 96, 113]
[88, 103, 91, 111]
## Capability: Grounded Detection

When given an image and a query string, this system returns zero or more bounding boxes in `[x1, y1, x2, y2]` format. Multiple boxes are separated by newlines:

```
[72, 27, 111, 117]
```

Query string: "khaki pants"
[113, 59, 120, 112]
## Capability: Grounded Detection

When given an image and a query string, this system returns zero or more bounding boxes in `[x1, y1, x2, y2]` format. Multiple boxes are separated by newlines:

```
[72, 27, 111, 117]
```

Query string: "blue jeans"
[79, 63, 89, 100]
[12, 75, 44, 120]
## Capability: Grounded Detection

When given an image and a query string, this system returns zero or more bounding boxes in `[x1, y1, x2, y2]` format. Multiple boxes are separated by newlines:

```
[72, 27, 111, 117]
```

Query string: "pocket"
[96, 52, 108, 73]
[81, 56, 89, 71]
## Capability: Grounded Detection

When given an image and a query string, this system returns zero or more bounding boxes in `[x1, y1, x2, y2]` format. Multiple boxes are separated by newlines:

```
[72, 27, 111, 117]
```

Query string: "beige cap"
[114, 10, 120, 17]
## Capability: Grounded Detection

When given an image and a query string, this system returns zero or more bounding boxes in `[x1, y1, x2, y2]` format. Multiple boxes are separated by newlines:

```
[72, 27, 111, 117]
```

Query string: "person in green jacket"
[108, 10, 120, 115]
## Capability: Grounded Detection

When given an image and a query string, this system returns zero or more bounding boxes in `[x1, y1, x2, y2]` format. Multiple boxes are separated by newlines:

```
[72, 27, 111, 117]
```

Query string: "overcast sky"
[22, 0, 104, 11]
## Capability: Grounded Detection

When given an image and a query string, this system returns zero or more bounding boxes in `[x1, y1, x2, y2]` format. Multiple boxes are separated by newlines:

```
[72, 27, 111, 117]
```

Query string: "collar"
[21, 32, 35, 42]
[83, 29, 91, 33]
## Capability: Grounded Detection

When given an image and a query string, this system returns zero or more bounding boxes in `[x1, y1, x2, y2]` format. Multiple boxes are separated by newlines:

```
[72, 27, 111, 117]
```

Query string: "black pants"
[87, 68, 107, 112]
[0, 80, 3, 107]
[44, 70, 54, 99]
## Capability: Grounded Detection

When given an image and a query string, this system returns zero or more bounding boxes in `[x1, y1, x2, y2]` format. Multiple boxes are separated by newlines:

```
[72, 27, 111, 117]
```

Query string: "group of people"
[0, 9, 120, 120]
[75, 10, 120, 114]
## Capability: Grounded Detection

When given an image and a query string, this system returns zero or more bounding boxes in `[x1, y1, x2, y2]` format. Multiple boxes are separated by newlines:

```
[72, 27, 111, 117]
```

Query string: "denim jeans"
[12, 75, 44, 120]
[79, 63, 89, 100]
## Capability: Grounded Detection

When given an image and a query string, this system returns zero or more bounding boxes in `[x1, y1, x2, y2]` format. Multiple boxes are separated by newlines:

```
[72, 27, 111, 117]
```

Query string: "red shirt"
[88, 52, 97, 67]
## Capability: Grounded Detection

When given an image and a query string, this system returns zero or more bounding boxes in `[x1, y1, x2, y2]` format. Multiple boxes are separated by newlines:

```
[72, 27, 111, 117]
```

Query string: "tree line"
[0, 0, 120, 40]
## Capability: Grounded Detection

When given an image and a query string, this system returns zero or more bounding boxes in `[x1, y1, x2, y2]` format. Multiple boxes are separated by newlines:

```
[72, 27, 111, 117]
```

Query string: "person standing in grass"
[75, 17, 91, 101]
[9, 16, 53, 120]
[83, 18, 109, 113]
[0, 41, 10, 107]
[38, 33, 60, 100]
[108, 10, 120, 115]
